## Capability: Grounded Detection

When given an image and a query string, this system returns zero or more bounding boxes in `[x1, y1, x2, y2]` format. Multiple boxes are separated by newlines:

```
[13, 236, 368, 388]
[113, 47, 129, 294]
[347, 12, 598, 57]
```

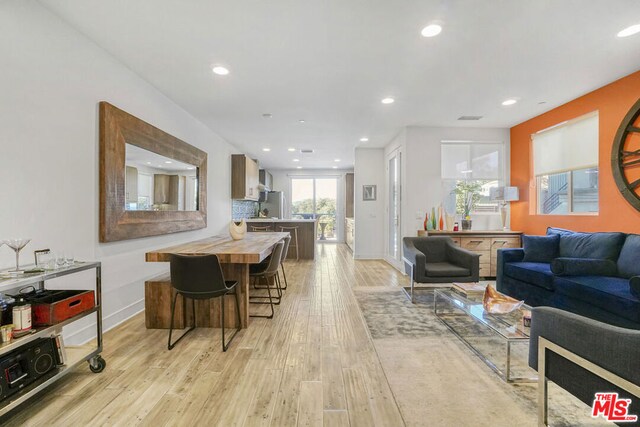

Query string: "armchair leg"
[401, 258, 415, 303]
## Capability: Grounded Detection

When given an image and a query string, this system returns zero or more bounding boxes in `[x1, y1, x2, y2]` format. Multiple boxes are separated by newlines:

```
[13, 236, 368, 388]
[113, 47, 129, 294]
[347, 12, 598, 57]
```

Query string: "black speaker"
[0, 338, 60, 402]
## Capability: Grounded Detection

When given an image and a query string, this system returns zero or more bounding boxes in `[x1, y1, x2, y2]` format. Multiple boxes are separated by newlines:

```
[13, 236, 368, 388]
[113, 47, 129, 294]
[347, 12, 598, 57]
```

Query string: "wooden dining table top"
[145, 232, 289, 264]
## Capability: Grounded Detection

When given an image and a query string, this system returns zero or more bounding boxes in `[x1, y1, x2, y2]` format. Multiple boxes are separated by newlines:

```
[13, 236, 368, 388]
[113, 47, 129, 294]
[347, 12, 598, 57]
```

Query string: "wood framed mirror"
[99, 102, 207, 242]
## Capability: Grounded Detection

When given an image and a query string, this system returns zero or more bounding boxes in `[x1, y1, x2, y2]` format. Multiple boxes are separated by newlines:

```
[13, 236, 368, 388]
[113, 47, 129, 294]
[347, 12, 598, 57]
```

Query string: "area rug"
[353, 287, 608, 427]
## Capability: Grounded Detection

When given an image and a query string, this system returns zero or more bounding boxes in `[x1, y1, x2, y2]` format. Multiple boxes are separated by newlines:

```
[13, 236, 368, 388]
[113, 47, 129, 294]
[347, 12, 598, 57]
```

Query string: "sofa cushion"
[504, 262, 555, 291]
[522, 234, 559, 263]
[550, 257, 618, 276]
[554, 276, 640, 324]
[617, 234, 640, 278]
[631, 276, 640, 298]
[557, 232, 626, 261]
[425, 262, 470, 277]
[546, 227, 575, 236]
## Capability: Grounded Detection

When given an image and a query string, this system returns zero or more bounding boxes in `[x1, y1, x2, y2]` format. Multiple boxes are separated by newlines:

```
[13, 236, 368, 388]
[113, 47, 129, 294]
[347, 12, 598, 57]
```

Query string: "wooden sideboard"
[424, 230, 522, 277]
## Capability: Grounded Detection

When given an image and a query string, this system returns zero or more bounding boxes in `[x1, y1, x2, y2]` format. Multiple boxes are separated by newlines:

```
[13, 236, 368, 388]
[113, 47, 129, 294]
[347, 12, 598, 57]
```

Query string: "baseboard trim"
[66, 298, 145, 345]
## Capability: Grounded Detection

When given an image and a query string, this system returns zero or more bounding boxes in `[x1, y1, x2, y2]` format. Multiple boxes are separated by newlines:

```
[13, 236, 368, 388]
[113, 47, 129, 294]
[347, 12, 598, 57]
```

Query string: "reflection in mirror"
[125, 144, 198, 211]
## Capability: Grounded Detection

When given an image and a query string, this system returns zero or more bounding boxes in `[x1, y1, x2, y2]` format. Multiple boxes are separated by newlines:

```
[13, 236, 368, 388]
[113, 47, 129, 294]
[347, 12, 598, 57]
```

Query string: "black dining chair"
[252, 235, 291, 291]
[168, 254, 241, 352]
[249, 241, 284, 318]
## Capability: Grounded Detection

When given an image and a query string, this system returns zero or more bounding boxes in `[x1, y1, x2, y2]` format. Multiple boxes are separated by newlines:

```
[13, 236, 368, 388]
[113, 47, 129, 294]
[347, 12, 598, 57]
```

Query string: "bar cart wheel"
[89, 355, 106, 373]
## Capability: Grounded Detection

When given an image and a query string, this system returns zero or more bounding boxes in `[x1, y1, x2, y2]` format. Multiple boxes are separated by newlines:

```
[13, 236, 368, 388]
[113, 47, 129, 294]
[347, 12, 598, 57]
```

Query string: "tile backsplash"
[232, 200, 258, 219]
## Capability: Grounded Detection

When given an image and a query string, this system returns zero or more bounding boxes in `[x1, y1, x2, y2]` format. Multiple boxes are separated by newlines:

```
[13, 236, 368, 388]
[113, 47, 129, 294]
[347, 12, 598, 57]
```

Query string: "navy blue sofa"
[497, 227, 640, 330]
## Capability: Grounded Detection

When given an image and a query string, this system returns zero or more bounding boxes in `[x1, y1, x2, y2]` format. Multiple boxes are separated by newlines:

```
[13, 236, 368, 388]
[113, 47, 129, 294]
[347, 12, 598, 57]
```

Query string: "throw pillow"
[617, 234, 640, 279]
[630, 276, 640, 298]
[550, 257, 618, 276]
[522, 234, 559, 263]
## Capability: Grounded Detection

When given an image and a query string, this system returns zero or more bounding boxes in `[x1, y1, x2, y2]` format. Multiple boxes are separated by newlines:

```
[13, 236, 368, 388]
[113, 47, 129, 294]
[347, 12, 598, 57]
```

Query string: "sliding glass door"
[291, 177, 339, 241]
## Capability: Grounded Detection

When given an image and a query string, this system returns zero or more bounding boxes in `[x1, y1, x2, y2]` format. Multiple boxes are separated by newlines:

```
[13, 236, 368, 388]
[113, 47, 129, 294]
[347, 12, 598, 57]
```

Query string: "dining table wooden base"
[145, 232, 288, 329]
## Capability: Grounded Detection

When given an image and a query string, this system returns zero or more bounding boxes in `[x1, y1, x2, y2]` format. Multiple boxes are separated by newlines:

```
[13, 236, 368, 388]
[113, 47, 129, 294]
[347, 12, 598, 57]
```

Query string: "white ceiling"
[40, 0, 640, 169]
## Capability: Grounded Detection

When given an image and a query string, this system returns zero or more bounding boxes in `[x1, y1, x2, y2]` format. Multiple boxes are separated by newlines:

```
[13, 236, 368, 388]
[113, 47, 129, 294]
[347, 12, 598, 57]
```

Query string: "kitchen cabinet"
[345, 217, 355, 251]
[125, 166, 138, 203]
[231, 154, 260, 200]
[345, 172, 354, 218]
[259, 169, 273, 191]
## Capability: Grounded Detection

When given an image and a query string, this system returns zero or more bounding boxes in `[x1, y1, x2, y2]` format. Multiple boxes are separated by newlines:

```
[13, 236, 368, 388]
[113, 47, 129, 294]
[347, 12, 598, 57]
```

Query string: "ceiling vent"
[300, 149, 314, 154]
[458, 116, 483, 121]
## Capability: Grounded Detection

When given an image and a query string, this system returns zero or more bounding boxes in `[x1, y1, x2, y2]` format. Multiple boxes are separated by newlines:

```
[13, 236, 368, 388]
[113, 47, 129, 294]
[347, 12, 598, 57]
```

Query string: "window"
[533, 112, 599, 214]
[291, 177, 338, 241]
[441, 142, 505, 217]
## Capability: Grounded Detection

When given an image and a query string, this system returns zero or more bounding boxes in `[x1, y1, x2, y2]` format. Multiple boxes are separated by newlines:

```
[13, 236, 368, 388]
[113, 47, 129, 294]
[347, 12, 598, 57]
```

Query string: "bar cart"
[0, 261, 104, 416]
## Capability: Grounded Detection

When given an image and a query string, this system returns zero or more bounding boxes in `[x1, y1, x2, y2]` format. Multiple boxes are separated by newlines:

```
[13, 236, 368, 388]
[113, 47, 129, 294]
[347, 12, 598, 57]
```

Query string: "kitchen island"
[245, 218, 317, 260]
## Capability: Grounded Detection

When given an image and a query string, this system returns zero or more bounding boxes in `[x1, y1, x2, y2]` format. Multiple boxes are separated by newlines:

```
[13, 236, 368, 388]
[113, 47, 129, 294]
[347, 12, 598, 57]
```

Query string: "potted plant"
[453, 181, 482, 230]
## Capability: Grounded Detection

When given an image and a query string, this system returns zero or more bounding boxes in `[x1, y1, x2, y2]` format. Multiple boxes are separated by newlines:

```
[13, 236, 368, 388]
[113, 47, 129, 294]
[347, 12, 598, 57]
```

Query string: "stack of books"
[451, 282, 487, 297]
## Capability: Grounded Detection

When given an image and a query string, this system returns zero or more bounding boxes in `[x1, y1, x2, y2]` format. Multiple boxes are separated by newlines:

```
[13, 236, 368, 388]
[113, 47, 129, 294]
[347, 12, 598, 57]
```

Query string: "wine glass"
[3, 238, 32, 274]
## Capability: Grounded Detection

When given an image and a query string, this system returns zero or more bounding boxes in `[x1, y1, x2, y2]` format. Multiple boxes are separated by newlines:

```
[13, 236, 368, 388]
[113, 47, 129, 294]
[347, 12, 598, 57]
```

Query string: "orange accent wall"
[510, 70, 640, 235]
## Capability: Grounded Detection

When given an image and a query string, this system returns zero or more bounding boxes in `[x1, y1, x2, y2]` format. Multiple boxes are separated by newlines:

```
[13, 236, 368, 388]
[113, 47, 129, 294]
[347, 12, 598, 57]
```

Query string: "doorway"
[291, 177, 339, 241]
[386, 149, 402, 268]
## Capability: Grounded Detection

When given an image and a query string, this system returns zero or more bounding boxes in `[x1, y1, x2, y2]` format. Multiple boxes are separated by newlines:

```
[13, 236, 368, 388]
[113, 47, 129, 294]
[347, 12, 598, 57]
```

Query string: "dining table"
[145, 232, 288, 328]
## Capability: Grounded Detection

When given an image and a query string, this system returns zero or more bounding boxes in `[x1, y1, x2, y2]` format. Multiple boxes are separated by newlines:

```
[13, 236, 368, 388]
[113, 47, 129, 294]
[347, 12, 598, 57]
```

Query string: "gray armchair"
[402, 236, 480, 302]
[529, 307, 640, 426]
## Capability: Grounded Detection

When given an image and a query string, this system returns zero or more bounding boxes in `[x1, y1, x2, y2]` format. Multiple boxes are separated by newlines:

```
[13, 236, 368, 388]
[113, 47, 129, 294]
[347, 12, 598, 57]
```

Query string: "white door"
[386, 150, 402, 268]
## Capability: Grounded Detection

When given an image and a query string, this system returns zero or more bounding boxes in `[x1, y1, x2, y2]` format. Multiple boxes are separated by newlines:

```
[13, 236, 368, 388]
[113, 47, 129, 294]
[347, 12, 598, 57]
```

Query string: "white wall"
[354, 148, 385, 259]
[0, 1, 237, 343]
[402, 126, 511, 238]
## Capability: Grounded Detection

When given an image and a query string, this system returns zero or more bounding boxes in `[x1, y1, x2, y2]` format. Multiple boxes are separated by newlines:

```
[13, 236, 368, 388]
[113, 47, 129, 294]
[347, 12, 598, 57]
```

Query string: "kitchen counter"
[245, 219, 317, 259]
[239, 218, 317, 222]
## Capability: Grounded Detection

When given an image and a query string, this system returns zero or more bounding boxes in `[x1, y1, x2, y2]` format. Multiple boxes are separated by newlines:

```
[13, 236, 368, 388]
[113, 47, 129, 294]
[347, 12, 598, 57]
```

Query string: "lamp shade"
[490, 186, 519, 202]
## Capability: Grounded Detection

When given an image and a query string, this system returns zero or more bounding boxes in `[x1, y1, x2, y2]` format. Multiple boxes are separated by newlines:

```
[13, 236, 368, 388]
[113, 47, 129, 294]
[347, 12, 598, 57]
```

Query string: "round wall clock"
[612, 98, 640, 211]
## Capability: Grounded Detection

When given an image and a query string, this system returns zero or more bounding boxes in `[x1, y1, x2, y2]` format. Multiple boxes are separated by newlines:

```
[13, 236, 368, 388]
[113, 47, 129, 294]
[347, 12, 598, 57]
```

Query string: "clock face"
[612, 98, 640, 211]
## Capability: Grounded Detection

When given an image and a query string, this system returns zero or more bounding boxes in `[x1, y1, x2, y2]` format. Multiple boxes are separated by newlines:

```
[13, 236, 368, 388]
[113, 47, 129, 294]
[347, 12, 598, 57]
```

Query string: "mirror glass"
[125, 144, 198, 211]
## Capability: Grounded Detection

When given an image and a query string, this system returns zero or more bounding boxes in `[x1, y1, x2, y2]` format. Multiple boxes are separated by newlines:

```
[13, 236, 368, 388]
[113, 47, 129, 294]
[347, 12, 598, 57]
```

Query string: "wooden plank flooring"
[2, 244, 408, 426]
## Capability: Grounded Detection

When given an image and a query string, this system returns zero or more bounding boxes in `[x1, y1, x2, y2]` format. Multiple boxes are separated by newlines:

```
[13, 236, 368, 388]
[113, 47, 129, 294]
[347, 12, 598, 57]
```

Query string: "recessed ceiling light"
[293, 158, 300, 162]
[617, 24, 640, 38]
[165, 161, 172, 164]
[502, 98, 518, 106]
[146, 162, 151, 165]
[288, 148, 296, 152]
[212, 66, 229, 75]
[262, 113, 272, 118]
[381, 97, 395, 104]
[299, 120, 305, 123]
[334, 159, 341, 162]
[421, 24, 442, 38]
[296, 166, 302, 169]
[360, 137, 369, 142]
[332, 166, 338, 169]
[262, 148, 271, 152]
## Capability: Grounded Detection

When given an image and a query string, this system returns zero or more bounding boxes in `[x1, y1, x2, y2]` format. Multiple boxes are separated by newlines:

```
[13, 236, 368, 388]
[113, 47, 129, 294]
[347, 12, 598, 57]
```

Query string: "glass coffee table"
[434, 289, 537, 383]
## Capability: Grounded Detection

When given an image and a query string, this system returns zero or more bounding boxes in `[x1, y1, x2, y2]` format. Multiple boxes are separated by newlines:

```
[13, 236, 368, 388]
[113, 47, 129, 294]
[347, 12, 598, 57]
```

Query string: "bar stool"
[278, 225, 299, 260]
[250, 225, 272, 232]
[168, 254, 241, 352]
[249, 241, 285, 318]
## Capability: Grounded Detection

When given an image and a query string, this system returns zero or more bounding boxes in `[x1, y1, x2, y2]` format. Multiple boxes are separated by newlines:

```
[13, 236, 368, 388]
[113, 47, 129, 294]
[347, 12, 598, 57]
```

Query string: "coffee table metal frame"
[434, 288, 536, 383]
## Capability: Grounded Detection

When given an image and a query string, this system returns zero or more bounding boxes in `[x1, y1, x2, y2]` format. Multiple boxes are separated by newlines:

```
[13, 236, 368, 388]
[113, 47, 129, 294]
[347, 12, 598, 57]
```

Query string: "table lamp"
[490, 186, 519, 230]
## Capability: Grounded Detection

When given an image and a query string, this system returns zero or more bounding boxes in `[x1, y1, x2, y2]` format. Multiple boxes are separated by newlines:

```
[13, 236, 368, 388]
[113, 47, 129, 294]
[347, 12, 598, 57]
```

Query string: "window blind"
[532, 112, 598, 176]
[441, 142, 503, 180]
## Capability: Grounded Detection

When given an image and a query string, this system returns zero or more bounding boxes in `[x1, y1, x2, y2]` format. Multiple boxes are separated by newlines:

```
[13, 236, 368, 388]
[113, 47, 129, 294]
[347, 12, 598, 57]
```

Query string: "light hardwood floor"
[3, 244, 408, 426]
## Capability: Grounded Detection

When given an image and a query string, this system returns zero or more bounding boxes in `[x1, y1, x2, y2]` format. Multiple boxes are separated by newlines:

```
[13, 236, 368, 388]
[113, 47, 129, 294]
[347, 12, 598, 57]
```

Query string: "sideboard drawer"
[461, 237, 491, 251]
[490, 237, 520, 251]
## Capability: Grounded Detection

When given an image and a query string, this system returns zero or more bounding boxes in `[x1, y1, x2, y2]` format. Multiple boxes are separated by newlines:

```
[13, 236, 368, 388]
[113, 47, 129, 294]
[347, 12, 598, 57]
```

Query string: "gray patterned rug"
[353, 287, 609, 427]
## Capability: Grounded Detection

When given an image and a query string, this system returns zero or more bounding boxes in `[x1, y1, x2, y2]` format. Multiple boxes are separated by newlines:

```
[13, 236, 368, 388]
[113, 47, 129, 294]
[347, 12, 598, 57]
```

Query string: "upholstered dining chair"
[168, 254, 241, 352]
[249, 241, 285, 318]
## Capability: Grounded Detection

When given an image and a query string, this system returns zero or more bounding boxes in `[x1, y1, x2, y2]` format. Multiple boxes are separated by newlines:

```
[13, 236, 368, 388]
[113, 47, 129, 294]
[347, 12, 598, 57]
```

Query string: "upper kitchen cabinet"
[231, 154, 260, 200]
[259, 169, 273, 191]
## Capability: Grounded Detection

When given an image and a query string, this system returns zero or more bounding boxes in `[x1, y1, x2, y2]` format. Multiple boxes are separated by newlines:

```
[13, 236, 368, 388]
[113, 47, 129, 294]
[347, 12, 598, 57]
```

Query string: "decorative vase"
[423, 213, 428, 231]
[431, 207, 437, 230]
[461, 219, 472, 230]
[229, 219, 247, 240]
[438, 206, 444, 231]
[426, 213, 433, 231]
